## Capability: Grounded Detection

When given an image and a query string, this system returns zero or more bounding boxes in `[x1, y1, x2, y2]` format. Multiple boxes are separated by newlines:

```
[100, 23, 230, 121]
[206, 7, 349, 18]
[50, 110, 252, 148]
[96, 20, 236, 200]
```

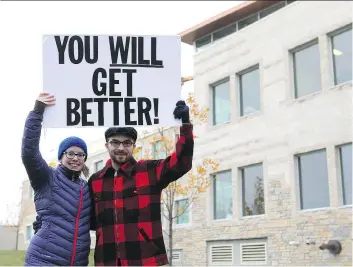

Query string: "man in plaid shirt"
[89, 100, 194, 266]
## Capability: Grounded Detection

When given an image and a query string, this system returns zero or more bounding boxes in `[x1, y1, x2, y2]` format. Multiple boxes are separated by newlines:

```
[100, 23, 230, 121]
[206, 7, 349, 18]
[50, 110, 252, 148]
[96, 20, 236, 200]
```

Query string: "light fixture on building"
[333, 49, 343, 56]
[289, 241, 300, 246]
[319, 240, 342, 255]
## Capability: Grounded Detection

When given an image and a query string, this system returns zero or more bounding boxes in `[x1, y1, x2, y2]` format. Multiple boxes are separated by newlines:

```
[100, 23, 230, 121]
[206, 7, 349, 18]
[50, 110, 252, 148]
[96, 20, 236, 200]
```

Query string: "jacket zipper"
[70, 186, 83, 266]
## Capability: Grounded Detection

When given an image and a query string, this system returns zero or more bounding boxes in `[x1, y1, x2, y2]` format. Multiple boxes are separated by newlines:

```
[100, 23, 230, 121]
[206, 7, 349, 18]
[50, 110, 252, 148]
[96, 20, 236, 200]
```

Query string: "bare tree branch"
[162, 228, 170, 237]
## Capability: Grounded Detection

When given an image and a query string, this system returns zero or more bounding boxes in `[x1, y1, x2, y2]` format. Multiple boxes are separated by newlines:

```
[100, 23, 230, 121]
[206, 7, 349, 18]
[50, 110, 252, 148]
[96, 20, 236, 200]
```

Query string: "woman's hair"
[82, 164, 90, 178]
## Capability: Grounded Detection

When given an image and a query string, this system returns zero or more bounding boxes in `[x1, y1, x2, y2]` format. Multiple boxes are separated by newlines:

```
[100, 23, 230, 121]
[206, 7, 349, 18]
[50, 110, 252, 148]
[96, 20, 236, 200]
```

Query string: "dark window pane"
[196, 35, 211, 49]
[293, 43, 321, 98]
[332, 28, 352, 85]
[339, 143, 352, 205]
[238, 14, 258, 30]
[259, 1, 286, 19]
[213, 81, 230, 125]
[213, 170, 232, 220]
[241, 164, 264, 216]
[213, 23, 237, 41]
[239, 67, 260, 116]
[297, 150, 329, 209]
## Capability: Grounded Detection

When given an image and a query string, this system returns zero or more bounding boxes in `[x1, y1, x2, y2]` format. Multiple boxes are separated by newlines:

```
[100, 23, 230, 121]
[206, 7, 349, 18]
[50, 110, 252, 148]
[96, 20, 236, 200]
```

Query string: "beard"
[110, 151, 130, 164]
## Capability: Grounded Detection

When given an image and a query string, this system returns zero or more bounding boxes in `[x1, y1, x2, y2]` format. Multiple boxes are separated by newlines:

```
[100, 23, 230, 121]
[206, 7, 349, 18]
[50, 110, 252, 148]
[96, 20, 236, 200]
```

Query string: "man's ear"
[133, 143, 136, 149]
[105, 143, 108, 150]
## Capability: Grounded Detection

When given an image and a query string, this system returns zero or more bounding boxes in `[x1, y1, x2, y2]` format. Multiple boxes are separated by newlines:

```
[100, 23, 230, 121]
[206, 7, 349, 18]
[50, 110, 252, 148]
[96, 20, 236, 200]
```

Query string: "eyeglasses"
[108, 140, 134, 148]
[64, 151, 86, 160]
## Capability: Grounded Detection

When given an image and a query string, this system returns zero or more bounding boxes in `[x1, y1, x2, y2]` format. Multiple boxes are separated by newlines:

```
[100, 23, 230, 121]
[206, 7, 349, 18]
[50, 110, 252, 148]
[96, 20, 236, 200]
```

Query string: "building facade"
[17, 179, 36, 250]
[0, 226, 18, 250]
[175, 0, 352, 266]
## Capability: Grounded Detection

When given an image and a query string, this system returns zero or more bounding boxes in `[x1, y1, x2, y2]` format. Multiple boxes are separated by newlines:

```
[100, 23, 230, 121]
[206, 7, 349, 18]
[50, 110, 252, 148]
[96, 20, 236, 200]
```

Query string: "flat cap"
[105, 127, 138, 141]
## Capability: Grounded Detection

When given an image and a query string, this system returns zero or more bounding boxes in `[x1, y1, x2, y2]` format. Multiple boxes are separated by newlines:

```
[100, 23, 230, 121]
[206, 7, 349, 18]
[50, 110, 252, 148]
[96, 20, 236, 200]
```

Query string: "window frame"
[239, 162, 265, 218]
[210, 77, 231, 126]
[290, 38, 321, 99]
[327, 24, 353, 86]
[336, 143, 352, 206]
[236, 64, 261, 117]
[212, 169, 233, 221]
[174, 197, 191, 227]
[295, 149, 330, 210]
[152, 140, 166, 159]
[93, 159, 104, 172]
[194, 1, 295, 52]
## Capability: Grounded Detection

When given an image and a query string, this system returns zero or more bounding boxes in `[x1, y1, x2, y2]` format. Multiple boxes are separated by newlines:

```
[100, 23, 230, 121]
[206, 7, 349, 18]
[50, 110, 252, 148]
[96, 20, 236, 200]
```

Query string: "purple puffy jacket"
[21, 109, 92, 266]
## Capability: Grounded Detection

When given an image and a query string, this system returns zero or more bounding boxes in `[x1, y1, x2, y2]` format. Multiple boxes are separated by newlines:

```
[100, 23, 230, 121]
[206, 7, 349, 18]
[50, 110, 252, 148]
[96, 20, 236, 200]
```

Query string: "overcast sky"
[0, 1, 244, 223]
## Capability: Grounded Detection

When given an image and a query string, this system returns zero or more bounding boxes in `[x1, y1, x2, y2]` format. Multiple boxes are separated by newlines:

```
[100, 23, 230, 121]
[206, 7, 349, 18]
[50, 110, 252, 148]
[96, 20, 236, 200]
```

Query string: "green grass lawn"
[0, 250, 95, 266]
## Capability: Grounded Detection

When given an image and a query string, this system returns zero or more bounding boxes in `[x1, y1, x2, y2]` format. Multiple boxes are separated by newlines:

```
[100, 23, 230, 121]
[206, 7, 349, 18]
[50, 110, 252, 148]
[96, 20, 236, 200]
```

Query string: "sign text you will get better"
[42, 35, 181, 128]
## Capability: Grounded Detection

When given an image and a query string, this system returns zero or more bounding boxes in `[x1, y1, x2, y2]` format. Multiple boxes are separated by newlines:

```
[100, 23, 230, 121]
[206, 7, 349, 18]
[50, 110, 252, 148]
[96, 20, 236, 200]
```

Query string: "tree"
[2, 182, 34, 250]
[133, 93, 220, 265]
[243, 176, 264, 216]
[253, 176, 265, 214]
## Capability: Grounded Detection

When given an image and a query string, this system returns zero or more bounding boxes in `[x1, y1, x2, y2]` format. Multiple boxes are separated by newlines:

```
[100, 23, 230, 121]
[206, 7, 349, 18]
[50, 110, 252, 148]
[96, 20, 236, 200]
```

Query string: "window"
[26, 225, 33, 241]
[213, 23, 237, 42]
[296, 149, 330, 210]
[213, 170, 232, 220]
[330, 26, 352, 85]
[212, 80, 230, 125]
[238, 66, 260, 116]
[338, 143, 352, 205]
[94, 160, 104, 172]
[175, 199, 189, 225]
[153, 140, 166, 159]
[259, 1, 286, 18]
[292, 40, 321, 98]
[238, 13, 258, 30]
[194, 1, 293, 51]
[195, 35, 211, 51]
[240, 163, 265, 217]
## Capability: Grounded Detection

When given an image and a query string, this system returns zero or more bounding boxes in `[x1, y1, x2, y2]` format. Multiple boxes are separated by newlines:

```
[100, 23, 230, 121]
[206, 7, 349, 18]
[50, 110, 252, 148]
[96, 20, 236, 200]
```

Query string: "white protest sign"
[42, 35, 181, 128]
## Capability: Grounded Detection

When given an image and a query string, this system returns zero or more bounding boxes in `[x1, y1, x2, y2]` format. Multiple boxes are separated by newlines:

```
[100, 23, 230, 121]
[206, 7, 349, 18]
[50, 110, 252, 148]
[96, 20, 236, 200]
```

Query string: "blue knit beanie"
[58, 136, 88, 161]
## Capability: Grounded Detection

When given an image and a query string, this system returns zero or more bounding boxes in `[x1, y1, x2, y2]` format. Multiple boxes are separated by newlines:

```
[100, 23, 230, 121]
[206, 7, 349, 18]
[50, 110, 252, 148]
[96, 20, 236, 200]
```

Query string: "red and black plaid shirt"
[88, 124, 194, 266]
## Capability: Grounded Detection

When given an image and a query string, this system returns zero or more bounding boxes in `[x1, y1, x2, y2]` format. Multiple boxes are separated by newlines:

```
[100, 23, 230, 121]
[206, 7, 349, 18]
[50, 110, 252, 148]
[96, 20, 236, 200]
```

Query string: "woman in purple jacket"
[22, 92, 92, 266]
